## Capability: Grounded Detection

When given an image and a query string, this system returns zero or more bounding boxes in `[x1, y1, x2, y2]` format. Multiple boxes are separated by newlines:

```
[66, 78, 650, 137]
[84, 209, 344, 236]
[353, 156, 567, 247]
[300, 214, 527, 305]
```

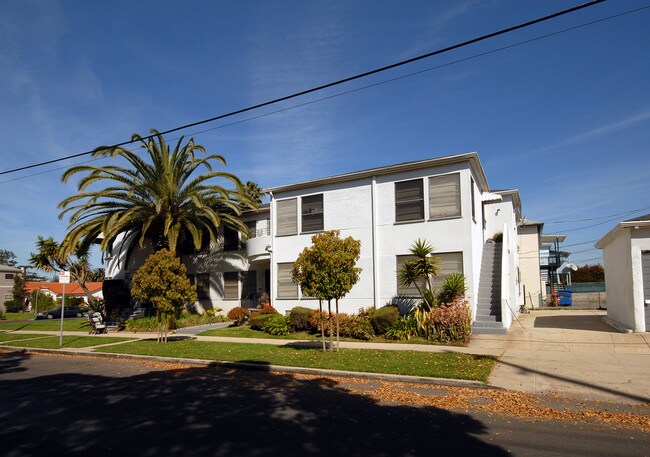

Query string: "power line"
[546, 205, 650, 223]
[0, 0, 607, 177]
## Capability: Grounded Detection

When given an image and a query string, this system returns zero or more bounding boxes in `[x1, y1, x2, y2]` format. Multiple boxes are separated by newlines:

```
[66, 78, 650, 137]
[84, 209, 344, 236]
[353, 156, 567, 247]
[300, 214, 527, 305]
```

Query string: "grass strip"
[4, 336, 136, 349]
[0, 318, 89, 332]
[0, 333, 50, 342]
[0, 312, 36, 322]
[96, 340, 497, 382]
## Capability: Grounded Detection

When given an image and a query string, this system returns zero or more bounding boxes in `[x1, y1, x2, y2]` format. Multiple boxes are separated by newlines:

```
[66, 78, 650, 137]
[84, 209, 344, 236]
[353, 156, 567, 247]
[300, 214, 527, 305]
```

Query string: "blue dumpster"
[558, 289, 572, 306]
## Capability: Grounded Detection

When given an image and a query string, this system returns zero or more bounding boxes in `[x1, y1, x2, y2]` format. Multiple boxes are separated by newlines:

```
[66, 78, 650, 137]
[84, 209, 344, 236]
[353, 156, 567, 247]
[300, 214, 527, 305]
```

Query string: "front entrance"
[642, 251, 650, 331]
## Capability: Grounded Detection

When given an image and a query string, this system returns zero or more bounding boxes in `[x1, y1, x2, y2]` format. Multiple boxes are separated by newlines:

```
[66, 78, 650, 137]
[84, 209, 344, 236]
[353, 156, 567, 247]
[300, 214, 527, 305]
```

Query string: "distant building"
[0, 265, 22, 303]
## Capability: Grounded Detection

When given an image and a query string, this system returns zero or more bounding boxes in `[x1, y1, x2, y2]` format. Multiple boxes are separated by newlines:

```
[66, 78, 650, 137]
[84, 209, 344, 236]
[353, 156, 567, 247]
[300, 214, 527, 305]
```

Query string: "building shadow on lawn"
[0, 351, 509, 457]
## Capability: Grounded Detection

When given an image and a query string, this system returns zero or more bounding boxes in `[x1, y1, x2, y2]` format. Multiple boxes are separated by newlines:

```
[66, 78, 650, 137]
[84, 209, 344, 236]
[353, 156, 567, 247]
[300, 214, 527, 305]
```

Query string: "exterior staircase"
[472, 242, 507, 334]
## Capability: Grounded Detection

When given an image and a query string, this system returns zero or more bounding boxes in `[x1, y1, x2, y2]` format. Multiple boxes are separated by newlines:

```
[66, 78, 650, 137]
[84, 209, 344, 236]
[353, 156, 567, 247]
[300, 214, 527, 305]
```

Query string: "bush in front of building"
[289, 306, 313, 331]
[249, 312, 275, 330]
[227, 306, 250, 325]
[369, 305, 400, 335]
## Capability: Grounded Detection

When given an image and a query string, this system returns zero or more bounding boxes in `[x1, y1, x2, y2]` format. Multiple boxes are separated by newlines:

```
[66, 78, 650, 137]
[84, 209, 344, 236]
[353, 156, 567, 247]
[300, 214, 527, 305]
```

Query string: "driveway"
[469, 310, 650, 403]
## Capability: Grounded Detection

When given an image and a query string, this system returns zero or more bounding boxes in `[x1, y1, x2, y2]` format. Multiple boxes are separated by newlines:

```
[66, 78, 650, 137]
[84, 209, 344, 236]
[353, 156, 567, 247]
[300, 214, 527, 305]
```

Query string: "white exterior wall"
[518, 226, 542, 308]
[602, 229, 635, 331]
[630, 228, 650, 332]
[271, 162, 482, 316]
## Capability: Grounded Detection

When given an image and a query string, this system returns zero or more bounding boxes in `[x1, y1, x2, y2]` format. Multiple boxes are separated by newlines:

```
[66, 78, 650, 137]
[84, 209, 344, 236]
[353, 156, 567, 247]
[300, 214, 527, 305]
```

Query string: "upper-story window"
[276, 198, 297, 236]
[223, 226, 240, 251]
[301, 194, 323, 233]
[395, 179, 424, 222]
[470, 177, 476, 222]
[429, 173, 461, 220]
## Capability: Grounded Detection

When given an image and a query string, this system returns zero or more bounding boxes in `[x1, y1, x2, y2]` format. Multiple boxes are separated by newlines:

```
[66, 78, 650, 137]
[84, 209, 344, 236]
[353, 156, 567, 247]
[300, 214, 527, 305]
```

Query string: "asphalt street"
[0, 350, 647, 457]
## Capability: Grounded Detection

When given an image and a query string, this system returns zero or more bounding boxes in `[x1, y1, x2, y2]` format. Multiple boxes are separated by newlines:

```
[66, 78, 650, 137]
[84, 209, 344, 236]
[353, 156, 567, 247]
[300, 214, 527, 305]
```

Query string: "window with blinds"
[395, 179, 424, 222]
[430, 252, 464, 289]
[396, 255, 425, 296]
[276, 198, 297, 236]
[223, 272, 239, 300]
[277, 263, 298, 298]
[301, 194, 323, 233]
[429, 173, 461, 220]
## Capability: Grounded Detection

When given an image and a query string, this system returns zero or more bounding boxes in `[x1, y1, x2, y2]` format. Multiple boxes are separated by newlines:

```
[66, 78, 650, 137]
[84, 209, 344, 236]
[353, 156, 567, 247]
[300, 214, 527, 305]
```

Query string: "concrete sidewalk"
[470, 310, 650, 403]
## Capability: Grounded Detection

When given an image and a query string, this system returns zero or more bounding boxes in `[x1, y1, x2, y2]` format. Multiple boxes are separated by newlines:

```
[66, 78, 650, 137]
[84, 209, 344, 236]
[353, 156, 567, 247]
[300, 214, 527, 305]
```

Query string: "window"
[241, 270, 257, 299]
[223, 226, 239, 251]
[395, 179, 424, 222]
[429, 173, 461, 220]
[301, 194, 323, 233]
[470, 177, 476, 221]
[223, 272, 239, 300]
[188, 273, 210, 299]
[396, 255, 425, 297]
[431, 252, 464, 290]
[277, 199, 297, 236]
[5, 273, 14, 280]
[277, 263, 298, 298]
[245, 220, 257, 240]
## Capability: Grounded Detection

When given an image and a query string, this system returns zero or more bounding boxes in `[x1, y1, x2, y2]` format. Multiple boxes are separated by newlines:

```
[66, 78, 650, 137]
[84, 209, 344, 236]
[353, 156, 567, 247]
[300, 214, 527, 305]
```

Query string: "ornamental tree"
[131, 249, 198, 343]
[292, 230, 361, 352]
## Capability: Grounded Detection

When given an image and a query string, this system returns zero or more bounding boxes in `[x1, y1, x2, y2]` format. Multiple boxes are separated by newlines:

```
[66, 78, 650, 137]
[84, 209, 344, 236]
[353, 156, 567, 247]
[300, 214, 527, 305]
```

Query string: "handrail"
[500, 222, 510, 325]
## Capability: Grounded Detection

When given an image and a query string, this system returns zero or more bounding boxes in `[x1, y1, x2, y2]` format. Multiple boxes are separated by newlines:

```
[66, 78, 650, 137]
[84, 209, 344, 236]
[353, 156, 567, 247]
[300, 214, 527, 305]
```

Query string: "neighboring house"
[539, 234, 569, 298]
[595, 214, 650, 332]
[517, 219, 544, 308]
[25, 282, 104, 305]
[0, 265, 22, 303]
[106, 152, 525, 333]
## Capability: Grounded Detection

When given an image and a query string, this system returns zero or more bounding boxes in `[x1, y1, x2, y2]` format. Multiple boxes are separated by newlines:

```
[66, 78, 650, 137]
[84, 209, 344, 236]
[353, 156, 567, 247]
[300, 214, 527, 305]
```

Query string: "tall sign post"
[59, 270, 70, 346]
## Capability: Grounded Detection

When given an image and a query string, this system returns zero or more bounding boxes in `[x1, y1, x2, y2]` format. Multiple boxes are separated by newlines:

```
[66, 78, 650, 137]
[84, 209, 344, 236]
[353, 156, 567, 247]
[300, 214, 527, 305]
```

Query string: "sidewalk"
[2, 310, 649, 403]
[470, 310, 650, 403]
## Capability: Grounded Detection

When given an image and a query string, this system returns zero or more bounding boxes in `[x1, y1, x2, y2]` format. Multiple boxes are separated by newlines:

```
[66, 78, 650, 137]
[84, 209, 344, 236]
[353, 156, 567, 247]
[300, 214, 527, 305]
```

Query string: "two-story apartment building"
[106, 152, 522, 333]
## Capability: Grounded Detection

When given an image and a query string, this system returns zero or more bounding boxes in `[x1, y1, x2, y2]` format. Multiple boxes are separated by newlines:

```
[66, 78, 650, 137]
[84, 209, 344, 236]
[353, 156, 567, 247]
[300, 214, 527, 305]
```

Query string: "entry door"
[643, 251, 650, 331]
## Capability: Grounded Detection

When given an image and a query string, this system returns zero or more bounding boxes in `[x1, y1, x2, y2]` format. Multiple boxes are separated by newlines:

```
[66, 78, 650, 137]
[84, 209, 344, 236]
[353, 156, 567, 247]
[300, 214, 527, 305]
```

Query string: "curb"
[0, 346, 488, 389]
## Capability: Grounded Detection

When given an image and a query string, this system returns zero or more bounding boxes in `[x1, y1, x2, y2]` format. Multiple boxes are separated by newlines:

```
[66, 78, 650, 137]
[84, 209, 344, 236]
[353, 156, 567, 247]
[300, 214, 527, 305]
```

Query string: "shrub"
[262, 314, 293, 335]
[289, 306, 313, 331]
[385, 315, 418, 341]
[176, 313, 225, 328]
[338, 314, 374, 340]
[259, 303, 279, 315]
[56, 296, 86, 308]
[308, 310, 330, 334]
[249, 312, 275, 330]
[125, 316, 159, 332]
[370, 305, 400, 334]
[492, 232, 503, 243]
[31, 291, 57, 312]
[417, 300, 472, 344]
[4, 300, 22, 313]
[439, 273, 467, 303]
[227, 307, 251, 325]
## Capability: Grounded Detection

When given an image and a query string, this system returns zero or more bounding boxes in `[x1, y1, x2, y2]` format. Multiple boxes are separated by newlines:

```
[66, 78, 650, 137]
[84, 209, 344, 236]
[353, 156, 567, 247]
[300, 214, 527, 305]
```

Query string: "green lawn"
[3, 335, 136, 349]
[0, 333, 50, 342]
[200, 325, 433, 345]
[96, 339, 496, 382]
[0, 318, 89, 332]
[0, 312, 35, 322]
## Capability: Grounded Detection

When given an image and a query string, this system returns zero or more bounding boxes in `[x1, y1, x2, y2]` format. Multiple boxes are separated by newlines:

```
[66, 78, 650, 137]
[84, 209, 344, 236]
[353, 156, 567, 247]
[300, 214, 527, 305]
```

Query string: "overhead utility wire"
[546, 205, 650, 223]
[0, 0, 606, 177]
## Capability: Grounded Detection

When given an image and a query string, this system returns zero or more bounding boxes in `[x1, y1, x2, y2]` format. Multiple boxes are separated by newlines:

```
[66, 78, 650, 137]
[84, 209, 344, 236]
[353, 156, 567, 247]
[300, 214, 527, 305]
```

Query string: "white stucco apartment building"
[106, 152, 524, 333]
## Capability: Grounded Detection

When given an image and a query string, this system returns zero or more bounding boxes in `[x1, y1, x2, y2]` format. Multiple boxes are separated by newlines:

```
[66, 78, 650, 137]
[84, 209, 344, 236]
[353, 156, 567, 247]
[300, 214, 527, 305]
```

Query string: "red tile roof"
[25, 282, 103, 295]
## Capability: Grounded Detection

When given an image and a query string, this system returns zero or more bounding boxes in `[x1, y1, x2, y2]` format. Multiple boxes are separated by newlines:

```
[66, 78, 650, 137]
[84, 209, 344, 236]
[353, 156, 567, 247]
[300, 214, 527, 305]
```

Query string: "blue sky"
[1, 0, 649, 269]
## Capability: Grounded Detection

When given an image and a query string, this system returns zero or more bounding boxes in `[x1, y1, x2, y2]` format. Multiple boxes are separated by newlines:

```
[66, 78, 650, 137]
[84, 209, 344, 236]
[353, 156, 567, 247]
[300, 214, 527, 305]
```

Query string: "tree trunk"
[327, 299, 333, 352]
[319, 300, 326, 352]
[335, 298, 340, 352]
[157, 312, 162, 343]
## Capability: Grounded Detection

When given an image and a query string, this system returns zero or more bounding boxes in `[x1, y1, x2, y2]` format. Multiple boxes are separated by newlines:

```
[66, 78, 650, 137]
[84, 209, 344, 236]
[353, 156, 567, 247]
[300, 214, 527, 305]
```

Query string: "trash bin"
[558, 289, 572, 306]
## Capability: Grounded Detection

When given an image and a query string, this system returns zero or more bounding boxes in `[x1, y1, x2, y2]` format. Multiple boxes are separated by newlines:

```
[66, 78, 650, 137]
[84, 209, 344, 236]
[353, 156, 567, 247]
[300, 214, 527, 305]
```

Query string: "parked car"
[36, 307, 87, 319]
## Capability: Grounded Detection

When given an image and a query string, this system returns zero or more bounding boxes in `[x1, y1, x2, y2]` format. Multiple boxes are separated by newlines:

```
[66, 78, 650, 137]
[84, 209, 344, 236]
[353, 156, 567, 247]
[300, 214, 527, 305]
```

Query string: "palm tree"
[58, 129, 255, 257]
[397, 238, 440, 310]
